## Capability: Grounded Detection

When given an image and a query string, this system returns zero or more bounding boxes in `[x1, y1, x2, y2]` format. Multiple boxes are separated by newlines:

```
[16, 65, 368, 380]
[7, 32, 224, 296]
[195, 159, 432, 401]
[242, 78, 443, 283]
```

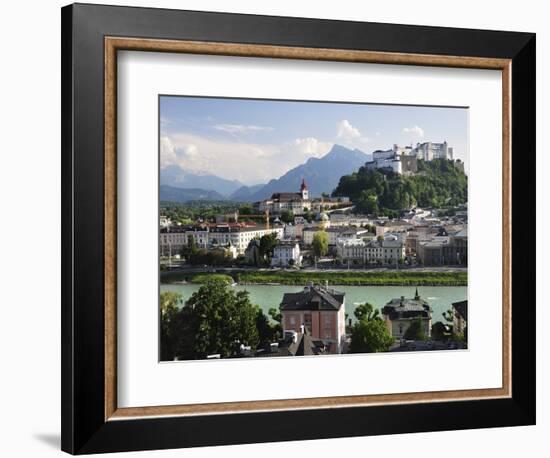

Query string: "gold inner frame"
[104, 37, 512, 421]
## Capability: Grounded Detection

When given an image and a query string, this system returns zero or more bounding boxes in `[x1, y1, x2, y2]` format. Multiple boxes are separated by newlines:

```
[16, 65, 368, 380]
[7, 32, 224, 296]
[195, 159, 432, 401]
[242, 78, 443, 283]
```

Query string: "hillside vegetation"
[332, 159, 467, 216]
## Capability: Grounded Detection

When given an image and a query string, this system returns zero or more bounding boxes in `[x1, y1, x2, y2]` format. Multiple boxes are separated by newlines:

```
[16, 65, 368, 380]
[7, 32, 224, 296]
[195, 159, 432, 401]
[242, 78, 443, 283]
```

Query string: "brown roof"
[258, 331, 325, 357]
[271, 192, 304, 202]
[382, 295, 431, 320]
[452, 300, 468, 321]
[280, 285, 344, 311]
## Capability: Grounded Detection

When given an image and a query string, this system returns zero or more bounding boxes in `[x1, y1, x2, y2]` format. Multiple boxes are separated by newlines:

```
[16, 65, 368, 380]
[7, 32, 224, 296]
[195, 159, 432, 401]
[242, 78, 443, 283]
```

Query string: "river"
[160, 283, 467, 324]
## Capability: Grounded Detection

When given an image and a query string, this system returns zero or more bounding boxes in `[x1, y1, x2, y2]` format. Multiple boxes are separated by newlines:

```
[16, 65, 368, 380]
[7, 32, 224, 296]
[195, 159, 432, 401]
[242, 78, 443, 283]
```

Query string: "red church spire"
[300, 178, 308, 191]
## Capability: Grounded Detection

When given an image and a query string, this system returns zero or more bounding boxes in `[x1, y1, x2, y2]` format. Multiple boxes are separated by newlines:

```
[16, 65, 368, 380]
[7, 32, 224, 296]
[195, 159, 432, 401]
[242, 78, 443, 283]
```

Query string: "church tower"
[300, 178, 309, 200]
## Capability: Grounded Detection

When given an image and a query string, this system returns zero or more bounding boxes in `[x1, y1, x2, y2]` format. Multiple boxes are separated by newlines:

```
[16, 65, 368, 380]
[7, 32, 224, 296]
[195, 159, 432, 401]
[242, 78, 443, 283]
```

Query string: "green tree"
[160, 291, 183, 317]
[160, 291, 184, 361]
[239, 205, 253, 215]
[404, 318, 426, 341]
[312, 231, 329, 258]
[302, 210, 315, 223]
[259, 233, 278, 262]
[256, 308, 280, 344]
[268, 307, 282, 324]
[349, 302, 393, 353]
[332, 159, 468, 214]
[365, 224, 377, 234]
[357, 191, 379, 215]
[431, 321, 449, 341]
[189, 248, 230, 266]
[280, 210, 295, 224]
[233, 291, 261, 351]
[349, 319, 394, 353]
[353, 302, 380, 322]
[182, 234, 199, 258]
[442, 309, 454, 324]
[171, 279, 261, 359]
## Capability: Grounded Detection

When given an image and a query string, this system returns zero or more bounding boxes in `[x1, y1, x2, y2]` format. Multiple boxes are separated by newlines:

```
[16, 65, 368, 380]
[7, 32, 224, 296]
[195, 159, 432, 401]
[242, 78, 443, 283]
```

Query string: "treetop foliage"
[332, 159, 467, 215]
[160, 280, 279, 361]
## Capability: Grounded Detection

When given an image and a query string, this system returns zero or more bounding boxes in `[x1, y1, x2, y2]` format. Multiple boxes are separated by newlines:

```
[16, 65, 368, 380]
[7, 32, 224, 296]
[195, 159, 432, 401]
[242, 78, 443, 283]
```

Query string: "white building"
[271, 241, 302, 267]
[364, 234, 406, 264]
[159, 227, 187, 256]
[365, 144, 419, 175]
[207, 224, 284, 255]
[184, 227, 209, 248]
[283, 223, 304, 240]
[161, 224, 284, 257]
[382, 289, 432, 339]
[336, 238, 366, 264]
[329, 213, 372, 227]
[310, 196, 350, 212]
[375, 220, 412, 237]
[302, 226, 371, 246]
[364, 141, 455, 175]
[413, 141, 454, 161]
[225, 243, 238, 260]
[366, 149, 403, 174]
[257, 179, 311, 215]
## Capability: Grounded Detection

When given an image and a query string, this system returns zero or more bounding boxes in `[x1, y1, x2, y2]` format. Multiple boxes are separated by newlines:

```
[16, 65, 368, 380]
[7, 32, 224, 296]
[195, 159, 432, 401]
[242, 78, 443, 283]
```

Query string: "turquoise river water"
[160, 283, 467, 324]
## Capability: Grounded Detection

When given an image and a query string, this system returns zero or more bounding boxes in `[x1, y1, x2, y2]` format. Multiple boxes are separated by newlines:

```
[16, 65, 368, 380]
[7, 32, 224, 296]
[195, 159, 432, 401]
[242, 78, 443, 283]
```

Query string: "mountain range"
[160, 165, 244, 196]
[160, 144, 371, 203]
[243, 144, 370, 201]
[229, 184, 266, 201]
[160, 185, 226, 202]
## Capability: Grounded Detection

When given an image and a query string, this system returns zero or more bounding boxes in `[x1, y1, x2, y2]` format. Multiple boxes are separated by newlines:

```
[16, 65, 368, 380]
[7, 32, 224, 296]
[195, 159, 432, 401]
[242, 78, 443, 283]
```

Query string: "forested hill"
[332, 159, 467, 216]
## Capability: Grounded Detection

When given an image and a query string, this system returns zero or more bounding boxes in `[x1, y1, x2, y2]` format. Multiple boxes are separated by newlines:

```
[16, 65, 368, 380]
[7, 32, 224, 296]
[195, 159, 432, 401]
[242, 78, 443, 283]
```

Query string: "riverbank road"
[162, 265, 467, 274]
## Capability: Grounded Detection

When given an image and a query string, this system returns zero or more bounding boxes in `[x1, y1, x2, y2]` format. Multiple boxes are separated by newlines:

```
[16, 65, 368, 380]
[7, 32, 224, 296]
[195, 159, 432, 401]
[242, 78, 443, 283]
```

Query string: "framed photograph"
[61, 3, 536, 454]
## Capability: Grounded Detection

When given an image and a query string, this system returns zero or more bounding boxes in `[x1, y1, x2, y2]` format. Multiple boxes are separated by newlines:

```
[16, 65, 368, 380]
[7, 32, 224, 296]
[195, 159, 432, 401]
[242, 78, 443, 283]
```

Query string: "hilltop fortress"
[366, 141, 464, 175]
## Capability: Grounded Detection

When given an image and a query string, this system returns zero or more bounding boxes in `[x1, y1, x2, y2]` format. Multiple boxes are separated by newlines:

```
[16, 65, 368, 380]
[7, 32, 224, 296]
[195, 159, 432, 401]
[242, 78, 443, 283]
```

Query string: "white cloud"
[179, 144, 199, 159]
[160, 133, 333, 184]
[337, 119, 361, 139]
[335, 119, 369, 150]
[160, 136, 177, 168]
[213, 123, 273, 134]
[292, 137, 332, 157]
[402, 125, 425, 138]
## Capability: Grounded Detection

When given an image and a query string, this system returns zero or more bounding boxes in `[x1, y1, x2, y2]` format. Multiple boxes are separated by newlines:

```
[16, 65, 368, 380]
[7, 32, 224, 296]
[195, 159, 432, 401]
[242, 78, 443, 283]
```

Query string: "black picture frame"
[61, 3, 536, 454]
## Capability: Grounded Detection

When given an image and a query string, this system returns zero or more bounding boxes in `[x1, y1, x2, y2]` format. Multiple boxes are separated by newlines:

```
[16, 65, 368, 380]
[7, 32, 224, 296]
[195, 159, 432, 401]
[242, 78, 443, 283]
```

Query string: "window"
[304, 313, 312, 332]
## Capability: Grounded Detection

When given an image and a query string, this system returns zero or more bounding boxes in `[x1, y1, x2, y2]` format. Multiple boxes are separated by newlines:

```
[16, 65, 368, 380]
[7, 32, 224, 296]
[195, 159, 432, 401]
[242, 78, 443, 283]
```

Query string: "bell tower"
[300, 178, 309, 200]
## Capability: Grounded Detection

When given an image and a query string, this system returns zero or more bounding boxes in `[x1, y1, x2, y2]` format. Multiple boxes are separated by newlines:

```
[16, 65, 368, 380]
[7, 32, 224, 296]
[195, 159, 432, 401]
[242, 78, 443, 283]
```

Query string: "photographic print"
[159, 96, 469, 361]
[62, 7, 535, 451]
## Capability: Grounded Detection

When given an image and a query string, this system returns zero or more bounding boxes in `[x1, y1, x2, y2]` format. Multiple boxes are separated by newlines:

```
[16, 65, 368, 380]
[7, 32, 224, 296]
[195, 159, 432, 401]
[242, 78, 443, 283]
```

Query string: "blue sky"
[160, 95, 468, 185]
